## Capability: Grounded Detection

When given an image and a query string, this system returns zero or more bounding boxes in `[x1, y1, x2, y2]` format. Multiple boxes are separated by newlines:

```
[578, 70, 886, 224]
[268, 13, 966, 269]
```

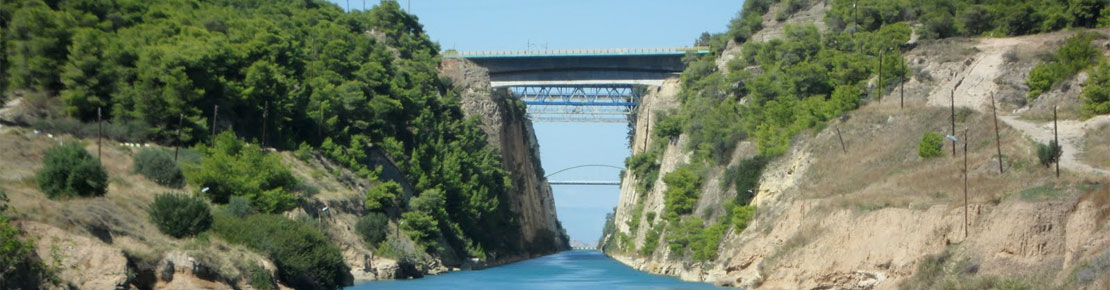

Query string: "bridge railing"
[443, 46, 709, 58]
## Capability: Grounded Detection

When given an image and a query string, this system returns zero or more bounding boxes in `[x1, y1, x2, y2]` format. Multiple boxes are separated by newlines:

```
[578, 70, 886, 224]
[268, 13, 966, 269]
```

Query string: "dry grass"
[1081, 122, 1110, 170]
[797, 101, 1068, 212]
[0, 126, 298, 287]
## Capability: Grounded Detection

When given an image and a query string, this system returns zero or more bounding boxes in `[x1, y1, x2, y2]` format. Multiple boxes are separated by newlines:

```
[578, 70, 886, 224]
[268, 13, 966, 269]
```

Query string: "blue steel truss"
[508, 85, 638, 123]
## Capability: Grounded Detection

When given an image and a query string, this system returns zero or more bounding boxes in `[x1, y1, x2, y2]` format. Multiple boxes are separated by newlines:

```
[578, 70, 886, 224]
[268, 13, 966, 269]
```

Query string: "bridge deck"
[444, 47, 708, 58]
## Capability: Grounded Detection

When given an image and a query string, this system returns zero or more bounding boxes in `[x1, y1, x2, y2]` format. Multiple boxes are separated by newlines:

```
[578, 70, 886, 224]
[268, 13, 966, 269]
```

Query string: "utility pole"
[836, 126, 847, 153]
[175, 113, 183, 162]
[963, 128, 969, 239]
[991, 93, 1003, 173]
[1054, 106, 1059, 178]
[951, 79, 963, 156]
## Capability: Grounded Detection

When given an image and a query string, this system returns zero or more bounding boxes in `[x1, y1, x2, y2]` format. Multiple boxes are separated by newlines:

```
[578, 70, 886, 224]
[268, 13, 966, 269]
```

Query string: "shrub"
[652, 112, 683, 141]
[364, 181, 402, 212]
[149, 193, 212, 238]
[721, 156, 769, 206]
[1081, 60, 1110, 118]
[639, 224, 662, 257]
[918, 131, 945, 158]
[1037, 140, 1063, 167]
[212, 213, 350, 289]
[1, 214, 54, 288]
[225, 196, 256, 218]
[662, 166, 703, 220]
[730, 204, 757, 231]
[245, 262, 277, 290]
[355, 212, 389, 247]
[133, 148, 185, 188]
[37, 142, 108, 199]
[187, 131, 298, 213]
[1027, 33, 1098, 100]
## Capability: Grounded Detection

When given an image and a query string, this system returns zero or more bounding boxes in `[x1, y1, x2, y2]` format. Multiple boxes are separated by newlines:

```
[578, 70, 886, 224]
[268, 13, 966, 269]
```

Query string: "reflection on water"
[348, 250, 729, 290]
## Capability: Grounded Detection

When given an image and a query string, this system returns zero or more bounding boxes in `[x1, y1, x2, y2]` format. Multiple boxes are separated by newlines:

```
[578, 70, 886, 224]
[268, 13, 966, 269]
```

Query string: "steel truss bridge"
[446, 47, 707, 123]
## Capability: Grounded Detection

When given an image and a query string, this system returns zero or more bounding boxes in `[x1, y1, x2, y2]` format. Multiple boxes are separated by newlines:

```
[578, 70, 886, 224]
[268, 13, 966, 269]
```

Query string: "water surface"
[350, 250, 728, 290]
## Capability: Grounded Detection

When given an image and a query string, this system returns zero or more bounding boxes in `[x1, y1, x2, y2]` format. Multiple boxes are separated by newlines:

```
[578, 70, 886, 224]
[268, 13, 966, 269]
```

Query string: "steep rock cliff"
[440, 58, 570, 259]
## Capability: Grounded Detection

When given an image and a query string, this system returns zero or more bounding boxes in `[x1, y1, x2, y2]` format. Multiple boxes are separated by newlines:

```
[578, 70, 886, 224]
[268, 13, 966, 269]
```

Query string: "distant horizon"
[328, 0, 744, 244]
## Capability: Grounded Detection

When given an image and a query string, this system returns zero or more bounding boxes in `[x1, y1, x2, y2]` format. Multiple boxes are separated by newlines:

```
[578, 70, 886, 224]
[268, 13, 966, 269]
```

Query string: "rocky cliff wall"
[440, 58, 570, 259]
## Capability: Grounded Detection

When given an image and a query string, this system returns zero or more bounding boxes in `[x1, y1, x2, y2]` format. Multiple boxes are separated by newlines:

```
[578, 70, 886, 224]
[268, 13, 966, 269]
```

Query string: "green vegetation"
[148, 192, 212, 238]
[187, 131, 299, 214]
[918, 131, 945, 158]
[2, 0, 539, 261]
[37, 142, 108, 199]
[225, 196, 256, 219]
[826, 0, 1107, 39]
[662, 166, 703, 220]
[639, 224, 663, 256]
[245, 261, 278, 290]
[1037, 140, 1063, 167]
[0, 189, 55, 288]
[1081, 59, 1110, 118]
[364, 181, 402, 213]
[1027, 33, 1099, 99]
[401, 189, 448, 253]
[722, 156, 769, 205]
[625, 151, 661, 192]
[133, 148, 185, 188]
[212, 213, 349, 290]
[355, 212, 389, 247]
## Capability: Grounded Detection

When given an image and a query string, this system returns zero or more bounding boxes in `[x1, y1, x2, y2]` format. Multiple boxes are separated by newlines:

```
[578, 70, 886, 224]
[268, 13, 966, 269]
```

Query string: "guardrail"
[443, 46, 709, 58]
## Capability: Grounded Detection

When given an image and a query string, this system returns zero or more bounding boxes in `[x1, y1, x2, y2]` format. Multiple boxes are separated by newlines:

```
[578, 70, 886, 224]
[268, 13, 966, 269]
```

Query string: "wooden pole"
[951, 79, 962, 156]
[97, 107, 102, 161]
[963, 128, 969, 239]
[991, 93, 1003, 174]
[1054, 106, 1059, 178]
[211, 104, 219, 141]
[173, 112, 182, 161]
[836, 126, 847, 153]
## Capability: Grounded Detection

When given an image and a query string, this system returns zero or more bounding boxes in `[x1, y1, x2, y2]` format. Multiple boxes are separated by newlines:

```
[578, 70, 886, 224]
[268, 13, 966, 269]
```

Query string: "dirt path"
[918, 34, 1110, 176]
[998, 114, 1110, 175]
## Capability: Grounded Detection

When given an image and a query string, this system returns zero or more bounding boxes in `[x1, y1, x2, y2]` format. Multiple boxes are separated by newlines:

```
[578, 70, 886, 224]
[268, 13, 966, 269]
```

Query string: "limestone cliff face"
[601, 1, 1110, 289]
[440, 58, 570, 260]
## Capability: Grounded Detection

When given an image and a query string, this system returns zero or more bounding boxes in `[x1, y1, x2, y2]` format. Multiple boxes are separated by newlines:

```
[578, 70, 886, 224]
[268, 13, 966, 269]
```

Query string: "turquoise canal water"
[349, 250, 728, 290]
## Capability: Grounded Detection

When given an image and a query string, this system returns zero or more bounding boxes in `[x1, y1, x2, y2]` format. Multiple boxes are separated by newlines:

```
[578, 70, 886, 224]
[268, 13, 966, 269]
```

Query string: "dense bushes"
[148, 193, 212, 238]
[1, 189, 55, 288]
[824, 0, 1108, 39]
[662, 166, 703, 220]
[1027, 33, 1099, 99]
[3, 0, 541, 260]
[355, 212, 389, 247]
[721, 156, 769, 205]
[1037, 140, 1063, 167]
[1081, 60, 1110, 118]
[37, 142, 108, 199]
[133, 148, 185, 188]
[187, 131, 299, 214]
[625, 151, 661, 192]
[364, 181, 402, 213]
[212, 213, 350, 290]
[918, 131, 945, 158]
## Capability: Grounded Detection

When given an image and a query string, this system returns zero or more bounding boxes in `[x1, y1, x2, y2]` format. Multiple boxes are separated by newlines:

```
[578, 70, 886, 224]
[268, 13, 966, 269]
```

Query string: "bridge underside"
[453, 49, 705, 123]
[510, 85, 638, 123]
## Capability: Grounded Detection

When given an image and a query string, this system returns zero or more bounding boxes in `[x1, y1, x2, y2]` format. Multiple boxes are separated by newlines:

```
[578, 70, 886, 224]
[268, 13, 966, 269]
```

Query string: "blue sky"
[327, 0, 743, 244]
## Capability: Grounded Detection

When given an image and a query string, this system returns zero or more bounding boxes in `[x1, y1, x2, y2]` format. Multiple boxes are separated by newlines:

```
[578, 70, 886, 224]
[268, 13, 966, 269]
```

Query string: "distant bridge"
[445, 47, 708, 122]
[544, 164, 622, 187]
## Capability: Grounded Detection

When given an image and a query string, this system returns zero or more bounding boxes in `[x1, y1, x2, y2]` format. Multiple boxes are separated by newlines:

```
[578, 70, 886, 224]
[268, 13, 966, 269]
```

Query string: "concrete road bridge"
[444, 47, 708, 122]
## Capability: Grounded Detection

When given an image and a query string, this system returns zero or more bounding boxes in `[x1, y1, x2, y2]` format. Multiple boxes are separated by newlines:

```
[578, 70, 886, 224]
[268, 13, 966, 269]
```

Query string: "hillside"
[0, 0, 566, 289]
[602, 0, 1110, 289]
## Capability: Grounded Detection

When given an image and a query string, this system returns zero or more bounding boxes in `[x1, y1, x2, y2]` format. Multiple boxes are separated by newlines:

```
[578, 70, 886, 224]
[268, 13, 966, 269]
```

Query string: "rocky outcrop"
[440, 58, 570, 261]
